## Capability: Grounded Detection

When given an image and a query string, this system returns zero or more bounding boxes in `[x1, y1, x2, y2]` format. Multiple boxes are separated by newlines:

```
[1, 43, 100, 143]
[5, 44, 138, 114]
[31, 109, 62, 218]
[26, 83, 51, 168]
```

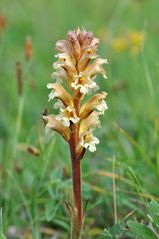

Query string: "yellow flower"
[128, 30, 144, 55]
[128, 30, 144, 47]
[112, 30, 144, 55]
[112, 37, 128, 53]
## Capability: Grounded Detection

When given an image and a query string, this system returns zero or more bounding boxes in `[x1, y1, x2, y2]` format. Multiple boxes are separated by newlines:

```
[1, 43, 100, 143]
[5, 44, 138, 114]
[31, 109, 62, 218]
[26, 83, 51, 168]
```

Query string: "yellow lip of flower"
[79, 76, 86, 84]
[84, 48, 98, 59]
[56, 106, 80, 127]
[80, 92, 108, 119]
[47, 82, 73, 107]
[42, 114, 71, 141]
[86, 49, 92, 54]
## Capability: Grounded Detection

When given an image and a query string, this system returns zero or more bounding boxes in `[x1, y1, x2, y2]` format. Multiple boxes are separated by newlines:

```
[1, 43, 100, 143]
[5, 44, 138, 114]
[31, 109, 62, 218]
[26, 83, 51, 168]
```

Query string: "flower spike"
[45, 28, 108, 152]
[43, 28, 108, 238]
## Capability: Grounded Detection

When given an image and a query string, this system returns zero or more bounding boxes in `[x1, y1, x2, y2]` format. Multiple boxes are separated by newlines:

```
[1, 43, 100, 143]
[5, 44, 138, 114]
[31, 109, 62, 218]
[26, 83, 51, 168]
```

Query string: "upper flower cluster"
[43, 28, 108, 157]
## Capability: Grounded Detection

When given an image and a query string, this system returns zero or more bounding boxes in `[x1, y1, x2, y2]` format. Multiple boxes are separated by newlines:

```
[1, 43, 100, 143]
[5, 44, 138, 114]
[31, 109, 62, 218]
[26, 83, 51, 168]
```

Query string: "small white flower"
[80, 132, 100, 152]
[47, 85, 60, 101]
[53, 53, 76, 74]
[79, 111, 101, 141]
[79, 92, 108, 119]
[47, 83, 73, 107]
[96, 99, 108, 114]
[71, 74, 98, 94]
[56, 106, 80, 127]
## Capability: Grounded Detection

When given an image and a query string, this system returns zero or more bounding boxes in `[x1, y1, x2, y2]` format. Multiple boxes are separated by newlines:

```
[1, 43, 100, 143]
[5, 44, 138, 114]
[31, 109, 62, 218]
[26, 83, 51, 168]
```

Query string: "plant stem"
[69, 98, 83, 239]
[71, 151, 82, 221]
[70, 150, 83, 239]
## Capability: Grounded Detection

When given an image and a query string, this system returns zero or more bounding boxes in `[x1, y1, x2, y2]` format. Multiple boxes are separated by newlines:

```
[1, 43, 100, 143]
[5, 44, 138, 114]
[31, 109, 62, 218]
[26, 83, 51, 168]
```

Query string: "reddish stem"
[70, 142, 82, 221]
[69, 98, 83, 237]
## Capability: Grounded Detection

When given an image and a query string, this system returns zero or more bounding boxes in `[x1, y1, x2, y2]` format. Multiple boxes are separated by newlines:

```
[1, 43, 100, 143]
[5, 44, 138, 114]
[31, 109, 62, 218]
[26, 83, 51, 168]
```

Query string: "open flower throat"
[43, 28, 108, 157]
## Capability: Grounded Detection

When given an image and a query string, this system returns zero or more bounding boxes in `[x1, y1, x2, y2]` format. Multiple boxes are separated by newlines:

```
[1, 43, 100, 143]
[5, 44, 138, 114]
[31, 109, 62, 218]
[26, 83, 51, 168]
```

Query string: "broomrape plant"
[43, 28, 108, 239]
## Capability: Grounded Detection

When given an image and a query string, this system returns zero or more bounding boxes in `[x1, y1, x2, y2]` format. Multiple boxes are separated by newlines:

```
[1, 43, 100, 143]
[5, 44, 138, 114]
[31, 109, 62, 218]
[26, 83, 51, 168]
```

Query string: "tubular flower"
[43, 28, 108, 155]
[56, 106, 80, 127]
[75, 111, 101, 156]
[71, 73, 98, 95]
[80, 92, 108, 119]
[80, 132, 100, 152]
[42, 114, 71, 141]
[79, 111, 101, 134]
[47, 82, 73, 107]
[83, 58, 108, 79]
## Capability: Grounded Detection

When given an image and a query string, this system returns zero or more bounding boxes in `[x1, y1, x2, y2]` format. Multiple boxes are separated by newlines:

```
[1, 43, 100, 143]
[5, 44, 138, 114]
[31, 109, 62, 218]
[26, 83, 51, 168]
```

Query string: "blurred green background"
[0, 0, 159, 238]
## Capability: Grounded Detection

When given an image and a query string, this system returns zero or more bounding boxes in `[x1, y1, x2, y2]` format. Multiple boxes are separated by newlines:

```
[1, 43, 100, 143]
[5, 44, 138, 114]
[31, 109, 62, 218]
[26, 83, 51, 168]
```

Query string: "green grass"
[0, 0, 159, 238]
